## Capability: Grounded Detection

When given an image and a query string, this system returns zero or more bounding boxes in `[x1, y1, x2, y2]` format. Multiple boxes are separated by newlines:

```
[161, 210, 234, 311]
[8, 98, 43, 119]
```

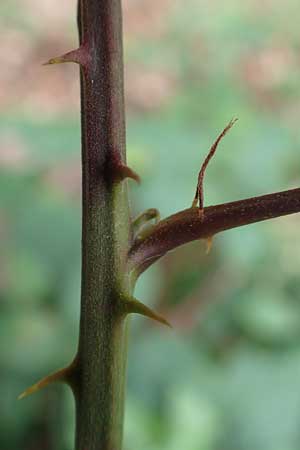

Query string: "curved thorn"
[43, 56, 68, 66]
[205, 236, 213, 254]
[109, 149, 141, 184]
[43, 45, 89, 67]
[132, 209, 160, 241]
[125, 297, 171, 328]
[133, 209, 160, 230]
[18, 360, 77, 400]
[117, 164, 141, 184]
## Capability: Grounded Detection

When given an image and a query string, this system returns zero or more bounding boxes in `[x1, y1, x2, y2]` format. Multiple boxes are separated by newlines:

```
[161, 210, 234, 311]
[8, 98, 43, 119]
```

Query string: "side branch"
[128, 188, 300, 275]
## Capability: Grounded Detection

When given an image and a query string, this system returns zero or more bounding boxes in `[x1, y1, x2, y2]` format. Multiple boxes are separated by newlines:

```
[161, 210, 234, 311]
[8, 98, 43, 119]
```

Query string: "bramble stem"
[129, 188, 300, 275]
[75, 1, 130, 450]
[23, 3, 300, 450]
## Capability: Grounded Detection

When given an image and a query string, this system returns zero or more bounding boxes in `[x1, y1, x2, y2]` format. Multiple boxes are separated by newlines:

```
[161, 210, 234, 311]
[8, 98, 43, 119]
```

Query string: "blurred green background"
[2, 0, 300, 449]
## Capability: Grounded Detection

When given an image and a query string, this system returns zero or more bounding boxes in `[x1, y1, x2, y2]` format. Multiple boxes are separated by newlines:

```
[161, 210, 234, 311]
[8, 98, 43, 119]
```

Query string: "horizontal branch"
[128, 187, 300, 275]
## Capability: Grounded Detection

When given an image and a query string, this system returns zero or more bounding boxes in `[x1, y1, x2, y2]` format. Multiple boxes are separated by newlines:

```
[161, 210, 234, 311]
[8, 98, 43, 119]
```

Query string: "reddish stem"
[129, 188, 300, 275]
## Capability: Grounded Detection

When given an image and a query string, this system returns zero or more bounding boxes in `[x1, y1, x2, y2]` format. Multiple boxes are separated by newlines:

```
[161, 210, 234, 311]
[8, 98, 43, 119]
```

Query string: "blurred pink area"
[2, 0, 299, 117]
[0, 0, 175, 116]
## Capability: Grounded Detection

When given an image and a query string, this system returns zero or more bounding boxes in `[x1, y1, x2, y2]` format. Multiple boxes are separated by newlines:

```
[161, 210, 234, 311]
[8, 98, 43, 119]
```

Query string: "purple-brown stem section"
[129, 188, 300, 275]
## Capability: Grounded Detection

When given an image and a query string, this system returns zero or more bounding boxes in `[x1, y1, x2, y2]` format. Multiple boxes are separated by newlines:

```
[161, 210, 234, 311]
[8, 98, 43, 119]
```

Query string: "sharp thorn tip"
[205, 236, 213, 254]
[126, 298, 171, 328]
[17, 363, 75, 400]
[42, 57, 64, 66]
[17, 392, 26, 401]
[117, 165, 141, 184]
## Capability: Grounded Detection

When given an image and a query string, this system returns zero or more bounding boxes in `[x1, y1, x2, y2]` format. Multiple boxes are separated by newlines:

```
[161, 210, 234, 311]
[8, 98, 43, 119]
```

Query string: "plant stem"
[76, 1, 130, 449]
[19, 2, 300, 449]
[129, 188, 300, 275]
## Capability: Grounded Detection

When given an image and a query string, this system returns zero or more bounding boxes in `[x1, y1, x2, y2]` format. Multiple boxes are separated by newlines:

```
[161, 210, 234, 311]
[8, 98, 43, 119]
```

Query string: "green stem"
[76, 1, 130, 449]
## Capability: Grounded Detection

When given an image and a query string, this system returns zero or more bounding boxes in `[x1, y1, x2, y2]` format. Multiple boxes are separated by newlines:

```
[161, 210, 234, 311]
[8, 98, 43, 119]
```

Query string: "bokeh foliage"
[1, 1, 300, 449]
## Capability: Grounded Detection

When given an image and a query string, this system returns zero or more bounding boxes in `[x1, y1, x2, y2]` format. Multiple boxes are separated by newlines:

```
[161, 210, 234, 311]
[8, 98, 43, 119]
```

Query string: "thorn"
[117, 164, 141, 184]
[43, 56, 67, 66]
[43, 44, 89, 67]
[109, 149, 141, 184]
[125, 297, 171, 328]
[18, 360, 77, 400]
[205, 236, 213, 254]
[132, 209, 160, 237]
[193, 118, 238, 210]
[146, 208, 160, 223]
